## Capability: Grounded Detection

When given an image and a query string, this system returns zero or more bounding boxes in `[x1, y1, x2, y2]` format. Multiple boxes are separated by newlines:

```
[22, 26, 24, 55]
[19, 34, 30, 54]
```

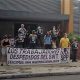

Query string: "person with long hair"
[1, 35, 10, 66]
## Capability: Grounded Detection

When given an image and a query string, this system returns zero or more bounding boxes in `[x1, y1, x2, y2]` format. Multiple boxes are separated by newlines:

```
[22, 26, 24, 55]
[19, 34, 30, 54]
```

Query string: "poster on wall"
[7, 47, 70, 65]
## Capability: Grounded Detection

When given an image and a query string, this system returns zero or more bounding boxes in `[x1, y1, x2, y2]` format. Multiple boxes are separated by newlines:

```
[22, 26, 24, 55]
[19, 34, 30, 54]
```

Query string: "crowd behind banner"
[0, 24, 79, 66]
[1, 24, 61, 49]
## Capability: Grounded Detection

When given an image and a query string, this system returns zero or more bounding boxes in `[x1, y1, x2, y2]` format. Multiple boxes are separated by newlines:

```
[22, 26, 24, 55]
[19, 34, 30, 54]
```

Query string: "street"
[2, 75, 80, 80]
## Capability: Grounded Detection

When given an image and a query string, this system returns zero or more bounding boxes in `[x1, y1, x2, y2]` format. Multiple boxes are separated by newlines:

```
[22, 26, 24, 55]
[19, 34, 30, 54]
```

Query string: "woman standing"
[1, 35, 10, 66]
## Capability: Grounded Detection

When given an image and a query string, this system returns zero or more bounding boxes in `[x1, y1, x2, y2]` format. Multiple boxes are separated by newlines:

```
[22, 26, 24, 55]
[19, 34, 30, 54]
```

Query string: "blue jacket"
[44, 35, 52, 44]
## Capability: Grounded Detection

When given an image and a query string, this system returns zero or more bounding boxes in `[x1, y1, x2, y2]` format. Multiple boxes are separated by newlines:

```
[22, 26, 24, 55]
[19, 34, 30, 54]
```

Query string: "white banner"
[7, 47, 70, 65]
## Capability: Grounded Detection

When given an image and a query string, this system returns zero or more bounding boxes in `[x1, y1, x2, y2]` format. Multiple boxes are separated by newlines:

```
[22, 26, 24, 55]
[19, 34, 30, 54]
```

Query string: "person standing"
[1, 35, 10, 66]
[52, 39, 56, 48]
[16, 36, 25, 48]
[56, 25, 61, 47]
[71, 37, 78, 62]
[18, 24, 27, 48]
[60, 33, 70, 48]
[29, 30, 37, 49]
[52, 26, 57, 41]
[37, 26, 43, 48]
[60, 33, 70, 62]
[9, 35, 15, 47]
[44, 31, 52, 49]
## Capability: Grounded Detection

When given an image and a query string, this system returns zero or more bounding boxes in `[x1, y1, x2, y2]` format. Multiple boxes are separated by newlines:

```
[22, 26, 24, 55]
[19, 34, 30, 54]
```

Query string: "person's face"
[73, 38, 76, 42]
[64, 33, 67, 38]
[4, 35, 8, 38]
[53, 26, 55, 29]
[32, 32, 34, 34]
[32, 31, 35, 34]
[5, 36, 8, 39]
[47, 31, 50, 35]
[21, 24, 24, 28]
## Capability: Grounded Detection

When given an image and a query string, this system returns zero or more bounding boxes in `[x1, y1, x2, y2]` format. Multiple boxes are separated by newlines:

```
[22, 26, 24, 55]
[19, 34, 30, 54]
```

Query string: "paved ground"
[0, 60, 80, 79]
[3, 75, 80, 80]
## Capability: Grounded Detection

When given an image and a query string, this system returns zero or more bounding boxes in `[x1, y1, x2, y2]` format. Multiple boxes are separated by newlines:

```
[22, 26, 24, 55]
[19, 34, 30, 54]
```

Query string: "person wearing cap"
[29, 30, 37, 49]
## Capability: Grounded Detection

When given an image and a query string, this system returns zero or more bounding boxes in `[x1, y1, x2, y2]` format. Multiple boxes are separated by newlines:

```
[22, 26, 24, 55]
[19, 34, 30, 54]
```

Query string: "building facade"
[0, 0, 72, 38]
[73, 0, 80, 34]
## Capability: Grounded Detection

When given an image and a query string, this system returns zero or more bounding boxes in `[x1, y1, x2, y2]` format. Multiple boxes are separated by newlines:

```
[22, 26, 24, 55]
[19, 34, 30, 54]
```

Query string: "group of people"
[60, 33, 78, 62]
[16, 24, 61, 49]
[0, 24, 78, 66]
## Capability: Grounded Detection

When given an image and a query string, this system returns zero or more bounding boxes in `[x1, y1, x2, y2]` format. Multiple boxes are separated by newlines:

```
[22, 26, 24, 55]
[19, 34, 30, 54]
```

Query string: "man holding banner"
[60, 33, 70, 62]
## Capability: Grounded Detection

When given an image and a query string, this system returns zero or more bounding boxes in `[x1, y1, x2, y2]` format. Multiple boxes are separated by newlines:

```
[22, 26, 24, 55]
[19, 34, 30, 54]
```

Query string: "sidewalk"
[0, 60, 80, 79]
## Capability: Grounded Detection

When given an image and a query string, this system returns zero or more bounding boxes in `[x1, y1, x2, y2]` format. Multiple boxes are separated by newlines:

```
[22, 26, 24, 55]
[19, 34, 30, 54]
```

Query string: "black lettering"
[35, 49, 38, 54]
[41, 55, 48, 59]
[49, 54, 55, 59]
[27, 50, 30, 54]
[7, 47, 11, 53]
